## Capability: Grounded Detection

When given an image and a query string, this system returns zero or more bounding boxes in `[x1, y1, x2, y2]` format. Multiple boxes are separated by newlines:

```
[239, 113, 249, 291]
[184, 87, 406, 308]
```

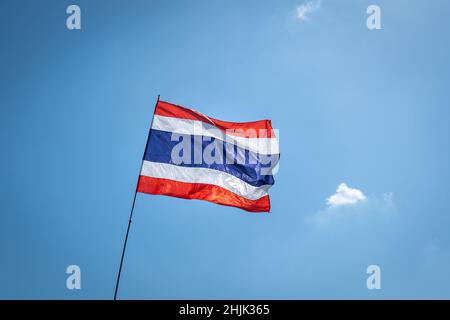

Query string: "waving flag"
[136, 100, 279, 212]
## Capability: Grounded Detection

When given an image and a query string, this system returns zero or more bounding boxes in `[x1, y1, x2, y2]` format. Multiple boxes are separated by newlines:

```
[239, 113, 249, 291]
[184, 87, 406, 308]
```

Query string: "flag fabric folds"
[136, 100, 279, 212]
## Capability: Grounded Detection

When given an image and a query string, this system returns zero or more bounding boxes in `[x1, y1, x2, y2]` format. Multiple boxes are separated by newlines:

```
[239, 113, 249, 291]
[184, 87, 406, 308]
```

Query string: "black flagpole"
[114, 94, 160, 300]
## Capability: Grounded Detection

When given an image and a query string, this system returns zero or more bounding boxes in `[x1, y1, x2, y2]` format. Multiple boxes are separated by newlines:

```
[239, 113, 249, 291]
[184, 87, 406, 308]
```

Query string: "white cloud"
[296, 0, 321, 21]
[308, 186, 394, 225]
[326, 183, 367, 207]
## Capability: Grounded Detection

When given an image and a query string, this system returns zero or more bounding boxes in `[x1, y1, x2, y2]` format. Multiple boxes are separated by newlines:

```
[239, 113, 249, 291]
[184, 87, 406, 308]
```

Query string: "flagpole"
[114, 94, 160, 300]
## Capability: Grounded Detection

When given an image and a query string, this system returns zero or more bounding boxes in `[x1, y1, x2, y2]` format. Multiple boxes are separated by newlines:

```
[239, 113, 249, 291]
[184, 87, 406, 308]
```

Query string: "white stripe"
[140, 160, 270, 201]
[151, 115, 279, 155]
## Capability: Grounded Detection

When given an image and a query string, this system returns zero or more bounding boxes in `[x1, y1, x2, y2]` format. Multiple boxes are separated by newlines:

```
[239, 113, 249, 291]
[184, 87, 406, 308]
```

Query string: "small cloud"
[307, 184, 395, 226]
[326, 183, 367, 207]
[296, 0, 321, 21]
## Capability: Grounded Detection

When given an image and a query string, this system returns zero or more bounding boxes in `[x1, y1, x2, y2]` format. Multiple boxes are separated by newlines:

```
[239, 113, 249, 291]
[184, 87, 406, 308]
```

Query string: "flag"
[136, 100, 279, 212]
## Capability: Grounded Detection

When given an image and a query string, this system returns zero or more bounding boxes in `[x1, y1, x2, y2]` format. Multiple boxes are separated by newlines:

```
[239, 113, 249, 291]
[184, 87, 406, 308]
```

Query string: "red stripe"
[137, 175, 270, 213]
[154, 100, 275, 138]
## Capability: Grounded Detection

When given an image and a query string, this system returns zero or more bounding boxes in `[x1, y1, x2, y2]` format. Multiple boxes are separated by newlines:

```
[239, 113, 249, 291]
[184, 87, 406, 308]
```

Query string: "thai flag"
[136, 100, 279, 212]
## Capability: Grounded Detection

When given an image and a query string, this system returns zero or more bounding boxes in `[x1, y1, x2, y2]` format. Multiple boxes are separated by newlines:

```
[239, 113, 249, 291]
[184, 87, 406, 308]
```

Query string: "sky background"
[1, 0, 450, 299]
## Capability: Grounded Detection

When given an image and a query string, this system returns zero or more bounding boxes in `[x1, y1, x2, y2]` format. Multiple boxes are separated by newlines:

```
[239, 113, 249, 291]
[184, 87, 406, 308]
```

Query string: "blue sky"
[1, 0, 450, 299]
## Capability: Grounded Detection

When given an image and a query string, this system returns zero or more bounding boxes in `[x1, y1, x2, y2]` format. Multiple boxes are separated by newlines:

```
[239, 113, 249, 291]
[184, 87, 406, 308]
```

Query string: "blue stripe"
[144, 129, 276, 187]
